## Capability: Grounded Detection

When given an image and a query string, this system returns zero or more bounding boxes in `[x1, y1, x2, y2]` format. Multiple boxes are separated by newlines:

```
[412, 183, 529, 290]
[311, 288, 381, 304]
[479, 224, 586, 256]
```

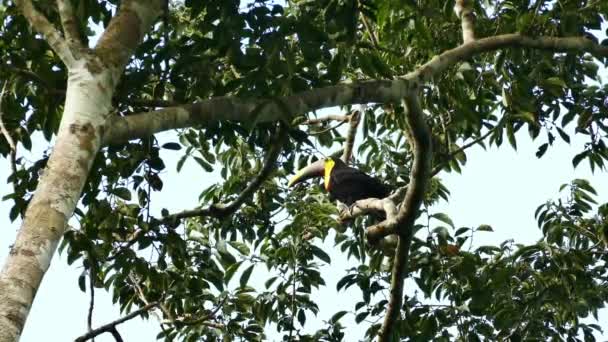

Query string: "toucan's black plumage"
[288, 157, 391, 205]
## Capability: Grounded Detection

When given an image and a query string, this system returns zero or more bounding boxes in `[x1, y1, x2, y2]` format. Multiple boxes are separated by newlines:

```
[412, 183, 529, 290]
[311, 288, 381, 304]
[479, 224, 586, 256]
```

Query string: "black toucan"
[288, 157, 391, 205]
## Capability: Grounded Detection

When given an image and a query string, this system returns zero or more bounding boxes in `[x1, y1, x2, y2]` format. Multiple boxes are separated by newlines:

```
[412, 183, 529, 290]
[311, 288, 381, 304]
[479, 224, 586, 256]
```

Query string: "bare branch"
[0, 82, 17, 190]
[342, 109, 362, 162]
[56, 0, 84, 48]
[74, 302, 158, 342]
[454, 0, 476, 44]
[302, 114, 350, 125]
[14, 0, 76, 66]
[161, 127, 287, 223]
[104, 34, 608, 146]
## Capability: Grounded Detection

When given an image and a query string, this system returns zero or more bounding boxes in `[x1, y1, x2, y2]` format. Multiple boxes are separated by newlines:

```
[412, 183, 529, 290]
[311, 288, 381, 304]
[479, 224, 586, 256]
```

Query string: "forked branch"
[15, 0, 76, 66]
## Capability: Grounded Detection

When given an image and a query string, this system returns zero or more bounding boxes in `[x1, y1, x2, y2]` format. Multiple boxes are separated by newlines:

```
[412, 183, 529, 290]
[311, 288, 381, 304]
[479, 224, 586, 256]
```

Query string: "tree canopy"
[1, 0, 608, 341]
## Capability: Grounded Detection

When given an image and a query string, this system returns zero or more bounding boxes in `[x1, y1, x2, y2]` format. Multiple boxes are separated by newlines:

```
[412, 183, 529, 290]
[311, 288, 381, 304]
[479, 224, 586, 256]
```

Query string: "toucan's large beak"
[288, 159, 325, 187]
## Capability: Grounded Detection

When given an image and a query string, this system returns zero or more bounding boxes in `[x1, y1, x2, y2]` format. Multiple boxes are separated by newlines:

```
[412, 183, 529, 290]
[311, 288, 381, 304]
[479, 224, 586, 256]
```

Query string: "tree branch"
[454, 0, 476, 44]
[302, 114, 350, 125]
[161, 127, 286, 223]
[74, 302, 158, 342]
[103, 34, 608, 146]
[94, 0, 163, 82]
[377, 91, 432, 342]
[342, 109, 362, 163]
[14, 0, 76, 66]
[56, 0, 83, 48]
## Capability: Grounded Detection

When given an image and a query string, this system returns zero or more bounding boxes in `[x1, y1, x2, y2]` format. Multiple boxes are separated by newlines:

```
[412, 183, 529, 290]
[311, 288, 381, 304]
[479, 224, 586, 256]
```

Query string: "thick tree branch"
[454, 0, 476, 44]
[377, 91, 432, 342]
[161, 127, 286, 223]
[56, 0, 83, 48]
[103, 34, 608, 146]
[74, 302, 158, 342]
[342, 110, 362, 162]
[15, 0, 76, 66]
[94, 0, 163, 83]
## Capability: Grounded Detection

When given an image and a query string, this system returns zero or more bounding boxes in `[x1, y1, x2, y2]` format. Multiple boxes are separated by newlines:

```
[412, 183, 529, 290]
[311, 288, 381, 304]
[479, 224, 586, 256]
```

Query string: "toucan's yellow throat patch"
[324, 158, 335, 191]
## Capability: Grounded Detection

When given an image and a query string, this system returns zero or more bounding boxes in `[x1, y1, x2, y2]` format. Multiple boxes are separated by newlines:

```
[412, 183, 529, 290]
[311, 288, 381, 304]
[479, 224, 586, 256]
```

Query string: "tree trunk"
[0, 61, 113, 341]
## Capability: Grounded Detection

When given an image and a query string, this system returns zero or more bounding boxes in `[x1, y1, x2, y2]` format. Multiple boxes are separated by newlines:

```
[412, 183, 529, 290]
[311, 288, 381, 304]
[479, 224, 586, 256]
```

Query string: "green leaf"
[161, 142, 181, 150]
[240, 264, 255, 288]
[224, 261, 242, 285]
[229, 241, 250, 255]
[310, 245, 331, 264]
[330, 310, 348, 323]
[476, 224, 493, 232]
[111, 187, 131, 201]
[431, 213, 454, 228]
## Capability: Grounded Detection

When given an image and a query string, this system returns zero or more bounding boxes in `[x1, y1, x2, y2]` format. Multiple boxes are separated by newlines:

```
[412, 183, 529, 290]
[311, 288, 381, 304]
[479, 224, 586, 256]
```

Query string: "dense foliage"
[1, 0, 608, 340]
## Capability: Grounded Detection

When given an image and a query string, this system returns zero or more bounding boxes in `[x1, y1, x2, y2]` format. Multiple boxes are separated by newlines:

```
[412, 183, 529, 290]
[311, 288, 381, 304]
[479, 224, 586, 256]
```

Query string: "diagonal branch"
[377, 91, 432, 342]
[341, 109, 362, 163]
[74, 302, 159, 342]
[161, 127, 287, 223]
[14, 0, 76, 66]
[56, 0, 84, 48]
[94, 0, 163, 81]
[454, 0, 476, 44]
[103, 34, 608, 146]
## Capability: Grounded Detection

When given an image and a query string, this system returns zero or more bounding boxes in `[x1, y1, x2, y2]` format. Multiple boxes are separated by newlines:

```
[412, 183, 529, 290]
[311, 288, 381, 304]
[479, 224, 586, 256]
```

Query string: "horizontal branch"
[74, 302, 158, 342]
[302, 114, 350, 125]
[103, 34, 608, 146]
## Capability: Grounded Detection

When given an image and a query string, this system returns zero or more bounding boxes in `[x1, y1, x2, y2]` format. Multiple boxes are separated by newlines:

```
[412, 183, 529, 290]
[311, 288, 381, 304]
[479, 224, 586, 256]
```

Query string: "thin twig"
[431, 127, 495, 176]
[74, 302, 159, 342]
[162, 126, 287, 222]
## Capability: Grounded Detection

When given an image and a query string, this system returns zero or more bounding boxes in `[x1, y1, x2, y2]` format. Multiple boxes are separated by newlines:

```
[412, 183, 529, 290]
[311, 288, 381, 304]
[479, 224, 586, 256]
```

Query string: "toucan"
[287, 157, 391, 205]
